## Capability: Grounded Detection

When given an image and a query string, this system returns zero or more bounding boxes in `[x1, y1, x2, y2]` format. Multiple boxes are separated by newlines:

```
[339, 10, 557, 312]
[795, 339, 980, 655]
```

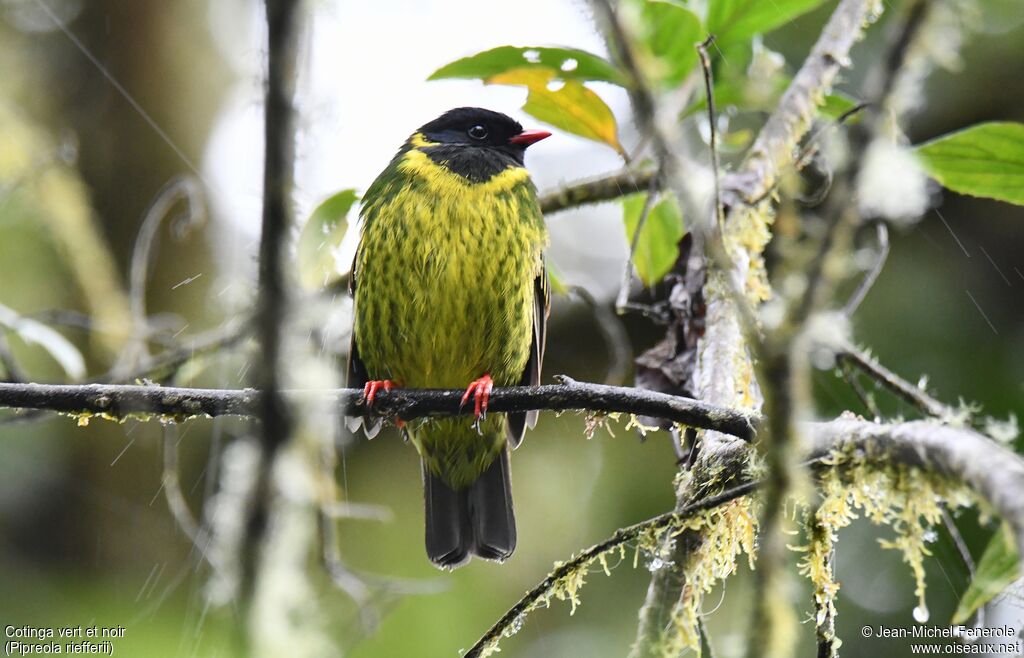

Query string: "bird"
[347, 107, 551, 569]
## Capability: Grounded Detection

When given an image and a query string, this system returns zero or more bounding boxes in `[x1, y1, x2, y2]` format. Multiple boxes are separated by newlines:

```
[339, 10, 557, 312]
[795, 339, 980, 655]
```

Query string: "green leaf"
[0, 302, 85, 381]
[951, 524, 1020, 624]
[706, 0, 828, 47]
[622, 193, 686, 287]
[914, 122, 1024, 206]
[819, 92, 861, 120]
[636, 1, 703, 85]
[489, 68, 625, 154]
[545, 262, 569, 296]
[297, 189, 358, 289]
[429, 46, 625, 85]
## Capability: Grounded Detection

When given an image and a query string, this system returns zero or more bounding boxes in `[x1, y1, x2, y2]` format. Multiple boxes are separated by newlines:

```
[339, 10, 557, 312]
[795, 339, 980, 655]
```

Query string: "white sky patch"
[202, 0, 633, 296]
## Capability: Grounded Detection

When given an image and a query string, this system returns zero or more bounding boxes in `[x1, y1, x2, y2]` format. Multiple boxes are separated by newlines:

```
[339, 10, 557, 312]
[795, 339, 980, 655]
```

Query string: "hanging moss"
[792, 442, 977, 652]
[660, 498, 759, 657]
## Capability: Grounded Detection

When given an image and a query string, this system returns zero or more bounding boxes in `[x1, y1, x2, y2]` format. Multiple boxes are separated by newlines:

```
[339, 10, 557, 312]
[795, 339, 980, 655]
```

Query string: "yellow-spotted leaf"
[707, 0, 828, 47]
[297, 189, 358, 289]
[951, 524, 1020, 624]
[914, 122, 1024, 206]
[429, 46, 625, 85]
[622, 192, 685, 286]
[489, 68, 625, 154]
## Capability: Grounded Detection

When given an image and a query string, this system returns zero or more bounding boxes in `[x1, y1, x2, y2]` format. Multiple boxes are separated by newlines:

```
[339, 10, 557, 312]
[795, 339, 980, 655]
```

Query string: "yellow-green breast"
[353, 134, 547, 488]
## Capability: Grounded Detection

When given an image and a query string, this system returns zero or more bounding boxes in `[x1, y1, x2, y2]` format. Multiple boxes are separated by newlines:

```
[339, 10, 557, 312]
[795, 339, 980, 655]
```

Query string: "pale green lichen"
[625, 414, 663, 436]
[660, 498, 759, 657]
[477, 504, 748, 658]
[792, 442, 976, 651]
[583, 411, 619, 439]
[66, 409, 198, 426]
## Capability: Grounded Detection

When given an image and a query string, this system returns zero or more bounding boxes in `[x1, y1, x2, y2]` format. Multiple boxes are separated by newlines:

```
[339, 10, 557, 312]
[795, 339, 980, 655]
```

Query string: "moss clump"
[793, 443, 976, 652]
[661, 497, 759, 657]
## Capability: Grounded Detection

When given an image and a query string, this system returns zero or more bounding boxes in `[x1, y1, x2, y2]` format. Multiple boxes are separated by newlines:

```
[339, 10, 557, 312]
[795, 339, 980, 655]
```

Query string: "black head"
[413, 107, 550, 183]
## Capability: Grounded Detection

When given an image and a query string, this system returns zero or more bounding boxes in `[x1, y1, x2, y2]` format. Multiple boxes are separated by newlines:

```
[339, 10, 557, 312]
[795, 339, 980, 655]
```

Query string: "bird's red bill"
[509, 129, 552, 146]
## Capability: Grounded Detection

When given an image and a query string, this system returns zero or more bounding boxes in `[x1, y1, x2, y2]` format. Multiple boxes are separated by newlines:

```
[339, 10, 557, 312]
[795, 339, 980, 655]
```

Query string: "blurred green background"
[1, 1, 1022, 657]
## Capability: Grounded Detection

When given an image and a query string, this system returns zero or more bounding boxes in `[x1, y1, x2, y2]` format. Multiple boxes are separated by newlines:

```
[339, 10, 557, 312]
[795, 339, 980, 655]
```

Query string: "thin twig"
[808, 508, 837, 658]
[0, 332, 26, 383]
[838, 359, 880, 419]
[161, 423, 206, 546]
[116, 176, 205, 376]
[616, 171, 662, 312]
[0, 378, 758, 441]
[843, 221, 890, 315]
[837, 343, 956, 419]
[699, 617, 719, 658]
[697, 36, 725, 234]
[941, 508, 982, 627]
[103, 316, 253, 384]
[794, 102, 872, 171]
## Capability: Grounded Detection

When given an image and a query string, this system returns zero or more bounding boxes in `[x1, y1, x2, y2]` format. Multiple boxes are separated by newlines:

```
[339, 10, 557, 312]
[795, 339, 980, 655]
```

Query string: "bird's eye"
[467, 125, 488, 140]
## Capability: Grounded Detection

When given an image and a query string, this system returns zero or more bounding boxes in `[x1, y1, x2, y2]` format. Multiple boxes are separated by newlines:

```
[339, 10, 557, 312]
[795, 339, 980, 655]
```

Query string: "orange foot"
[460, 374, 494, 420]
[362, 380, 404, 428]
[362, 379, 395, 406]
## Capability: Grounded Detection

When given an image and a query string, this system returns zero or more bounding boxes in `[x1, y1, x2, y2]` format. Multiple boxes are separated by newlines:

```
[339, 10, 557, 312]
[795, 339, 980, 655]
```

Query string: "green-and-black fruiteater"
[348, 107, 550, 569]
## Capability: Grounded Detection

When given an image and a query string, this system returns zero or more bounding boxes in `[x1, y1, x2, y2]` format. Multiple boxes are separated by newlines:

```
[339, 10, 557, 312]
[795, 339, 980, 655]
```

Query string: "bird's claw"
[362, 380, 395, 407]
[460, 374, 494, 421]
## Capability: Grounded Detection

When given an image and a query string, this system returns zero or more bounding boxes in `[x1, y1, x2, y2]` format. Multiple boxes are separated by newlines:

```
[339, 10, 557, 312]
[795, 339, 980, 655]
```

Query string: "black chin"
[422, 144, 524, 183]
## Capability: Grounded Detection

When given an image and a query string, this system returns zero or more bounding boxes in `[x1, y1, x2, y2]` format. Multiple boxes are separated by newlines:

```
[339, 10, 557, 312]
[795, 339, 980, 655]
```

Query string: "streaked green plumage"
[349, 108, 549, 568]
[353, 141, 546, 487]
[350, 109, 548, 509]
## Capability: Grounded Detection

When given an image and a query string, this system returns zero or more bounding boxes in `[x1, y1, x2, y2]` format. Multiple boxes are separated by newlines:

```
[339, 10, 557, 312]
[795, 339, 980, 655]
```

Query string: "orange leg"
[362, 379, 404, 428]
[362, 379, 395, 407]
[460, 374, 494, 420]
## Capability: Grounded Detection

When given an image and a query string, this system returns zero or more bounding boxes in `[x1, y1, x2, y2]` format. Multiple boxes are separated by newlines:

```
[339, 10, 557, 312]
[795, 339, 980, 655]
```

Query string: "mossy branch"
[0, 377, 757, 440]
[807, 419, 1024, 558]
[473, 419, 1024, 657]
[465, 478, 762, 658]
[731, 0, 883, 205]
[539, 168, 656, 214]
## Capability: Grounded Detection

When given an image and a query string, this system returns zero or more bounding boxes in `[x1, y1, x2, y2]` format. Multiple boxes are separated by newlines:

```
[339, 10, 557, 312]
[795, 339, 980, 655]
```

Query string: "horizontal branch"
[0, 376, 757, 440]
[539, 168, 655, 214]
[473, 417, 1024, 656]
[807, 419, 1024, 561]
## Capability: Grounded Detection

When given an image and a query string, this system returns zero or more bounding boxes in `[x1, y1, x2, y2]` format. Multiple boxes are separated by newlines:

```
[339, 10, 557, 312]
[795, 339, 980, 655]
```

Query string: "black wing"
[506, 264, 549, 448]
[345, 253, 382, 438]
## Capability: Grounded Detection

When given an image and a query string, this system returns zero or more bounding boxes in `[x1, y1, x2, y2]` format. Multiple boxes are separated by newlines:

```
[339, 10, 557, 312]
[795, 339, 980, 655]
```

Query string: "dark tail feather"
[423, 463, 471, 569]
[467, 448, 517, 562]
[422, 449, 517, 568]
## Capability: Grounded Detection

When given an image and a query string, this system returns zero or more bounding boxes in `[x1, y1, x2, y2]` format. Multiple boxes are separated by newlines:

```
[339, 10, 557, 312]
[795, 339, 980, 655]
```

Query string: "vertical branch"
[696, 37, 724, 233]
[242, 0, 302, 616]
[807, 509, 838, 658]
[743, 319, 812, 658]
[626, 0, 883, 655]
